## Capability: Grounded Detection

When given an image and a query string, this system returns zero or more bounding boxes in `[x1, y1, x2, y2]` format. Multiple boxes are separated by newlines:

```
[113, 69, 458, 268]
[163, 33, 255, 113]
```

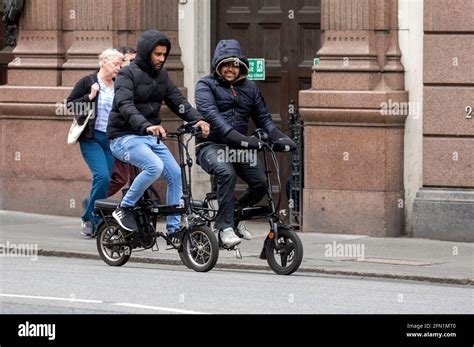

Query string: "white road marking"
[0, 293, 103, 303]
[112, 303, 209, 314]
[0, 293, 210, 314]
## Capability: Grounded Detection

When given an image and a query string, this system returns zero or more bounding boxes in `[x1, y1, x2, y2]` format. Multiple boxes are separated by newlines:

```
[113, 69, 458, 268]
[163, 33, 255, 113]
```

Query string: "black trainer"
[166, 230, 181, 249]
[112, 206, 138, 232]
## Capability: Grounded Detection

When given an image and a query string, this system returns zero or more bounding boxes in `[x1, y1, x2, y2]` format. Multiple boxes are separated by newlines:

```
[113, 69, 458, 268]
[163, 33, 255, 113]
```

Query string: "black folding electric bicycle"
[191, 129, 304, 275]
[94, 121, 219, 272]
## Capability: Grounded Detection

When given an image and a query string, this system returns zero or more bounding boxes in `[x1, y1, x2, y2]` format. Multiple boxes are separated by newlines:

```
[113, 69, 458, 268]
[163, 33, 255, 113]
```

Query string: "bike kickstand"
[234, 246, 242, 259]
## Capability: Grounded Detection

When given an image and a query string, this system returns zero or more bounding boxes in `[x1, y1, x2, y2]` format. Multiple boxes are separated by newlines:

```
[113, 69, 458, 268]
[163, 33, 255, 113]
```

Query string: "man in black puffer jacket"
[107, 30, 210, 237]
[195, 39, 295, 247]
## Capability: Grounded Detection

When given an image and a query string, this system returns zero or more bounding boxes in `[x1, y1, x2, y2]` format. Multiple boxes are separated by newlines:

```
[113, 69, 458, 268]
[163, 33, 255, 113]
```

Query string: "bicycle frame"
[191, 140, 286, 252]
[94, 122, 206, 248]
[167, 125, 208, 230]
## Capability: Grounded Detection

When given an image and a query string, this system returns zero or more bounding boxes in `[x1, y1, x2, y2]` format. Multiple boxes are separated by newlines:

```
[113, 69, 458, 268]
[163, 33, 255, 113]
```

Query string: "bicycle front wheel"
[179, 226, 219, 272]
[265, 227, 303, 275]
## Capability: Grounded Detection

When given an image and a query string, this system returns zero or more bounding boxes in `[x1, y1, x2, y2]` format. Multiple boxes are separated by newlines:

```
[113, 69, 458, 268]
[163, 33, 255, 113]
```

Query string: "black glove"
[225, 129, 262, 150]
[269, 128, 297, 152]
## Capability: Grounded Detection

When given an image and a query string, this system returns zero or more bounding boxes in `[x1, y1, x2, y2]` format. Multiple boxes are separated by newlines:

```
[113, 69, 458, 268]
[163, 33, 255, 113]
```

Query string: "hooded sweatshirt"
[107, 29, 201, 139]
[195, 39, 276, 145]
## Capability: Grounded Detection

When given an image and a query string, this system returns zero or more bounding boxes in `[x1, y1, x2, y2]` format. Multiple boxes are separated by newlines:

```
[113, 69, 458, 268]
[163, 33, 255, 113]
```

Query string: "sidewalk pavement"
[0, 210, 472, 285]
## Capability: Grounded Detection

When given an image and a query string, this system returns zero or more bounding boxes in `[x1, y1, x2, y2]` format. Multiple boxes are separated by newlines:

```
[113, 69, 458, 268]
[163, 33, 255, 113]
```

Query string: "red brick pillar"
[299, 0, 408, 236]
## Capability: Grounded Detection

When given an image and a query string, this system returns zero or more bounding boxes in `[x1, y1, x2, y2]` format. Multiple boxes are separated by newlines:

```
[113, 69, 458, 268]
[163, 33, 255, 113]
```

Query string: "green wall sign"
[248, 58, 265, 80]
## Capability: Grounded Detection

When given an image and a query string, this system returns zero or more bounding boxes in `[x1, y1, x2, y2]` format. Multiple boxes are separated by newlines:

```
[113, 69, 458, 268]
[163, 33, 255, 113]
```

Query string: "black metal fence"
[288, 100, 303, 229]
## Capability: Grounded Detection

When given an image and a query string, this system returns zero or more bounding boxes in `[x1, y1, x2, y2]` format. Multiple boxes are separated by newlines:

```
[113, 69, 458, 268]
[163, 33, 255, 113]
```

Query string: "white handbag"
[67, 108, 94, 145]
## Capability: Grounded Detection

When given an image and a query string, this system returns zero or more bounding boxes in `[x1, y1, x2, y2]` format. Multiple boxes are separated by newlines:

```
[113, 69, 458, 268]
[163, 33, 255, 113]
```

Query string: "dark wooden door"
[212, 0, 321, 206]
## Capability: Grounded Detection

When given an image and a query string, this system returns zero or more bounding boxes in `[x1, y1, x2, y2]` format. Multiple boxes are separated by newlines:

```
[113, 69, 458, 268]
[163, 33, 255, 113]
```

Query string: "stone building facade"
[0, 0, 472, 241]
[0, 0, 190, 217]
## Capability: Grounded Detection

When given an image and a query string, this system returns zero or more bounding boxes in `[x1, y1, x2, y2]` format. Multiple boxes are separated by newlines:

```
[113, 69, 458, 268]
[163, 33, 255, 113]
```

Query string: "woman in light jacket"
[67, 48, 123, 237]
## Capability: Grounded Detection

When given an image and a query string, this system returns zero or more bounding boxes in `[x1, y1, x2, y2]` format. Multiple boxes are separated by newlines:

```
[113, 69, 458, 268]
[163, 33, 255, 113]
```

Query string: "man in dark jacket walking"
[107, 30, 209, 236]
[195, 39, 295, 247]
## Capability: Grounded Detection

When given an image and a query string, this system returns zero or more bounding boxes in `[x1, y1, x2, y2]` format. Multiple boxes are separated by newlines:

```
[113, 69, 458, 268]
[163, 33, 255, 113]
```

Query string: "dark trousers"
[197, 143, 267, 230]
[107, 161, 138, 197]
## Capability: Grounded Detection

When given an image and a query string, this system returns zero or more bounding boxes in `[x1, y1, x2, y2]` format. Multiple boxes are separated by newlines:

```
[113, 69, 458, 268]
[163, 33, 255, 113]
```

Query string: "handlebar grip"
[191, 126, 203, 136]
[175, 123, 203, 136]
[253, 129, 269, 143]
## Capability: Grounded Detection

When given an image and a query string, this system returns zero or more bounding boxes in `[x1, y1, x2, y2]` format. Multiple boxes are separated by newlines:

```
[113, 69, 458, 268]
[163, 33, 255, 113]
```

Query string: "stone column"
[62, 0, 184, 86]
[179, 0, 212, 200]
[413, 0, 474, 242]
[299, 0, 408, 236]
[7, 0, 66, 86]
[61, 0, 115, 85]
[128, 0, 184, 85]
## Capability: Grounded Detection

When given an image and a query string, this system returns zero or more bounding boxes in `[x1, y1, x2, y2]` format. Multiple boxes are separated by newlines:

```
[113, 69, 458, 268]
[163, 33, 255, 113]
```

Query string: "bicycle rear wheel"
[96, 220, 131, 266]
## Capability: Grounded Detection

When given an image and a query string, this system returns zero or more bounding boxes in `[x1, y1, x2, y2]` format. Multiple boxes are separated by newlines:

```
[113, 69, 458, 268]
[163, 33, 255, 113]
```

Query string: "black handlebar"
[253, 129, 269, 143]
[165, 120, 202, 139]
[178, 120, 202, 135]
[252, 128, 297, 153]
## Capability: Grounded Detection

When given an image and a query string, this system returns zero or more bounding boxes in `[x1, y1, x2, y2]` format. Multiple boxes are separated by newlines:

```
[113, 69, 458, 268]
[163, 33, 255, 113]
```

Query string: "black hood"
[135, 29, 171, 76]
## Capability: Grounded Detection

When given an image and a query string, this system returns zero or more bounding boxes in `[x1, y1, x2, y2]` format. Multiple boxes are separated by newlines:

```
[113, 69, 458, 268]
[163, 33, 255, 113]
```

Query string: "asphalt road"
[1, 256, 472, 314]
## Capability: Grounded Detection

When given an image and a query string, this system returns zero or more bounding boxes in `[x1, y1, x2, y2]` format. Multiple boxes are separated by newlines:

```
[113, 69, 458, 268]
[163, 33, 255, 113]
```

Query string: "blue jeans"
[79, 130, 115, 226]
[110, 135, 183, 232]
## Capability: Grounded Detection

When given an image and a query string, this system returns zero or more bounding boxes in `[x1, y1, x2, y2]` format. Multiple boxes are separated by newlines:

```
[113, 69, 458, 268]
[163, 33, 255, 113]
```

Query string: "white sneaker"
[237, 221, 252, 240]
[220, 227, 241, 247]
[80, 220, 93, 238]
